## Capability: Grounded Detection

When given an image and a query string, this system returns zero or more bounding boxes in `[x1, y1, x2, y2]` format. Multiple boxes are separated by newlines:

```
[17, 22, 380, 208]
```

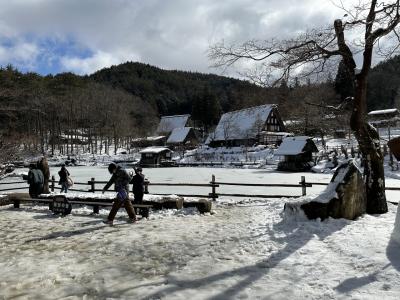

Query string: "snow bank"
[392, 204, 400, 244]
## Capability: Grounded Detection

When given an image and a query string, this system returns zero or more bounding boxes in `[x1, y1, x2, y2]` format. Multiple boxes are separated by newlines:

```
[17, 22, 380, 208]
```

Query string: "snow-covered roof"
[370, 116, 400, 125]
[133, 136, 166, 142]
[368, 108, 398, 116]
[206, 104, 276, 143]
[156, 115, 190, 134]
[261, 131, 293, 136]
[140, 147, 172, 154]
[275, 136, 315, 156]
[167, 127, 191, 144]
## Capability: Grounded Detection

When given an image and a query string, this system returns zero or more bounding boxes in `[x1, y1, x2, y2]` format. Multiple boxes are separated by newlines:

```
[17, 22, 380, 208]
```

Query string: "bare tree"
[210, 1, 400, 214]
[221, 114, 239, 146]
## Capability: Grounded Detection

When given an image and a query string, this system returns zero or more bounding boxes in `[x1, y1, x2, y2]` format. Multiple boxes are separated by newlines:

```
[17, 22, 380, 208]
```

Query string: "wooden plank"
[385, 187, 400, 191]
[68, 201, 152, 208]
[215, 182, 304, 187]
[148, 183, 216, 187]
[217, 193, 302, 198]
[16, 198, 53, 203]
[149, 193, 212, 198]
[0, 181, 26, 185]
[68, 201, 113, 206]
[0, 187, 27, 192]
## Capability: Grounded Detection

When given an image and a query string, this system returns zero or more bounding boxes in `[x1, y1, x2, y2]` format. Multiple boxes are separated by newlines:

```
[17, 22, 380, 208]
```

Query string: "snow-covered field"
[1, 167, 400, 299]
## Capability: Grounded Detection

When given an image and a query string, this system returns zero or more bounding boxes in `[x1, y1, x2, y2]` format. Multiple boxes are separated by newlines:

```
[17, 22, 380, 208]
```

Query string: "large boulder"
[285, 159, 367, 220]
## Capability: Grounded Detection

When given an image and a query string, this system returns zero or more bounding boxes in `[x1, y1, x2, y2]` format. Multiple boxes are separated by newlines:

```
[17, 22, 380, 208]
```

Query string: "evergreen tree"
[191, 88, 221, 132]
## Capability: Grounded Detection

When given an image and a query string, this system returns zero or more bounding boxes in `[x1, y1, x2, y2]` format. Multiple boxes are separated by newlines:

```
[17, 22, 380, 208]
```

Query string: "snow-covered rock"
[285, 160, 366, 220]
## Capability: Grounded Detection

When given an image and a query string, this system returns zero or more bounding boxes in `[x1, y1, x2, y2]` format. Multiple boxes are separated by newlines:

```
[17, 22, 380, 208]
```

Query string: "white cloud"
[60, 51, 138, 75]
[0, 0, 383, 76]
[0, 41, 40, 70]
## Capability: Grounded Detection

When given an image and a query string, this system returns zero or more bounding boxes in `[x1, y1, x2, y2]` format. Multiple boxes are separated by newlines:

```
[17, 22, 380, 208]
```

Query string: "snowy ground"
[1, 167, 400, 299]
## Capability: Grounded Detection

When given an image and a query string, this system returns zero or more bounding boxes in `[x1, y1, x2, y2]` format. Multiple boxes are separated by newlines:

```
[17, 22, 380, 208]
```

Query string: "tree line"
[1, 52, 399, 163]
[0, 66, 158, 163]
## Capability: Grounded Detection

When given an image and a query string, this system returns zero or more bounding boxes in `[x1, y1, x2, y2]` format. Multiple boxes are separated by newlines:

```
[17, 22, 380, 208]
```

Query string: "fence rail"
[1, 175, 400, 202]
[0, 175, 312, 200]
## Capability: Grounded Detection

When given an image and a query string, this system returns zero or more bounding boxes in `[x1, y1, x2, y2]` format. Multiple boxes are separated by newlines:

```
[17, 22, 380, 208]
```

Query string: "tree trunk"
[351, 75, 388, 214]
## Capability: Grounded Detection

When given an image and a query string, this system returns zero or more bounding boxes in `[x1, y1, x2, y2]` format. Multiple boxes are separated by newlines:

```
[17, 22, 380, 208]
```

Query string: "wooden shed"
[275, 136, 318, 171]
[139, 147, 174, 167]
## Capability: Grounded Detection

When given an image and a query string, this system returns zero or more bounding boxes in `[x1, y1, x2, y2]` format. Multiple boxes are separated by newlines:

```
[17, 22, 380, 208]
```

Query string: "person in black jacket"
[130, 167, 145, 214]
[27, 163, 44, 198]
[102, 163, 136, 225]
[58, 165, 70, 193]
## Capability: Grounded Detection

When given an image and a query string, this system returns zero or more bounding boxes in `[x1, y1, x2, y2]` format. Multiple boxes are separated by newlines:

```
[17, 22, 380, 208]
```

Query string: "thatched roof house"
[166, 127, 199, 147]
[206, 104, 287, 147]
[156, 114, 191, 135]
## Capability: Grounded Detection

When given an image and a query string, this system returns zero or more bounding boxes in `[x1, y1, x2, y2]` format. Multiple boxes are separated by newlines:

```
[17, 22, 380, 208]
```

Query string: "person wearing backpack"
[102, 163, 137, 225]
[27, 163, 44, 198]
[58, 164, 70, 193]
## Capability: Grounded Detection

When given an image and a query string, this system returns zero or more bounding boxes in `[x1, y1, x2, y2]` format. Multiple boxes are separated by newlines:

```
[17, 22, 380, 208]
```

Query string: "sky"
[0, 0, 351, 76]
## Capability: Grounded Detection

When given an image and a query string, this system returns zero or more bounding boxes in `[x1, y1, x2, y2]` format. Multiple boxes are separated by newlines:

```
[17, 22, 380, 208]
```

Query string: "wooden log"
[143, 196, 183, 210]
[0, 195, 11, 206]
[183, 199, 212, 213]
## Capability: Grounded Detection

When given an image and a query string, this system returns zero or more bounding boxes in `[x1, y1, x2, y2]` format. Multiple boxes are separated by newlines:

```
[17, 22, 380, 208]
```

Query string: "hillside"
[368, 55, 400, 110]
[90, 62, 271, 115]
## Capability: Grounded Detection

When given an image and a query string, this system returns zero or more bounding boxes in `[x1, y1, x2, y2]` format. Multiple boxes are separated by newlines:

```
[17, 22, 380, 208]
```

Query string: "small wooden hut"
[139, 147, 174, 167]
[275, 136, 318, 171]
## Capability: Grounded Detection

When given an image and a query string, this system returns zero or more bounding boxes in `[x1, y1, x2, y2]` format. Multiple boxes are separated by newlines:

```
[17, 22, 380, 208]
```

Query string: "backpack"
[67, 176, 74, 188]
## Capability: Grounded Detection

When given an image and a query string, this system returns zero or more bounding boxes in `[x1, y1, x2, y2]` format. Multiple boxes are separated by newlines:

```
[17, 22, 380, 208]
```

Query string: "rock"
[285, 159, 366, 220]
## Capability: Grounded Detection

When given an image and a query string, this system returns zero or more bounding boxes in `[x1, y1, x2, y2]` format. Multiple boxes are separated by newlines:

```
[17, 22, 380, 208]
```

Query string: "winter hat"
[108, 162, 117, 174]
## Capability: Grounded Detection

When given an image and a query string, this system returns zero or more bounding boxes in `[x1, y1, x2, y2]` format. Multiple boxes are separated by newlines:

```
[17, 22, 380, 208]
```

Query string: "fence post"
[301, 176, 306, 196]
[211, 174, 216, 201]
[51, 175, 55, 192]
[90, 177, 95, 193]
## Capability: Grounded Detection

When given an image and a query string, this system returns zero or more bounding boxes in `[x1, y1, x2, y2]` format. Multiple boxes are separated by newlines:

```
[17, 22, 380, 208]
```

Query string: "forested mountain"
[0, 62, 274, 160]
[90, 62, 270, 116]
[367, 55, 400, 110]
[2, 56, 399, 161]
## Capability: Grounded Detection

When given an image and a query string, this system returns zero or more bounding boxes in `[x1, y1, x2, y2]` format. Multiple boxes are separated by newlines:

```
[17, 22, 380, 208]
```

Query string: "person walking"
[27, 163, 44, 198]
[102, 162, 137, 225]
[130, 167, 145, 215]
[58, 164, 70, 193]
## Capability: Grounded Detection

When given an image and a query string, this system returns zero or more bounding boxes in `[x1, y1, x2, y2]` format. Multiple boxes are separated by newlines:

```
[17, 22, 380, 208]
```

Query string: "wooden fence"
[1, 175, 399, 204]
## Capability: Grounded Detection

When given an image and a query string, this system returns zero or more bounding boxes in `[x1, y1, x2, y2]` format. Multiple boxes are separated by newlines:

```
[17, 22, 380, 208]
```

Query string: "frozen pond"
[0, 166, 336, 200]
[2, 166, 400, 201]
